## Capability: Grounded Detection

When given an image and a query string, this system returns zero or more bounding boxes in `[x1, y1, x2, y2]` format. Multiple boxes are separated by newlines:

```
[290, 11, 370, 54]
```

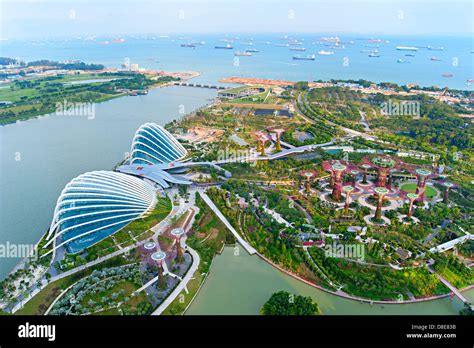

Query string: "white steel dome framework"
[44, 171, 156, 255]
[130, 123, 187, 165]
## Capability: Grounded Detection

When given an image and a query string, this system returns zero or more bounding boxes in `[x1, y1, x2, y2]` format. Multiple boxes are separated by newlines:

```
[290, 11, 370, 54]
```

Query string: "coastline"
[0, 70, 201, 127]
[254, 249, 473, 306]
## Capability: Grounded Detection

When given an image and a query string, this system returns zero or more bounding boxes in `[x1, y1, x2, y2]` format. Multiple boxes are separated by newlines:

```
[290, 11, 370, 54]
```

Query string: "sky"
[0, 0, 473, 39]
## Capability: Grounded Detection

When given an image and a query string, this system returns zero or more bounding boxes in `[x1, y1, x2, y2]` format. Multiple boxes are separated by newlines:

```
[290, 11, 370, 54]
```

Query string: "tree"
[459, 302, 473, 316]
[260, 291, 319, 315]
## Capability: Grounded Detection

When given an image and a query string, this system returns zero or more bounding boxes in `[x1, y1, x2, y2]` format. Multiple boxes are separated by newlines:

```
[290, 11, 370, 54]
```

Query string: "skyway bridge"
[174, 82, 231, 90]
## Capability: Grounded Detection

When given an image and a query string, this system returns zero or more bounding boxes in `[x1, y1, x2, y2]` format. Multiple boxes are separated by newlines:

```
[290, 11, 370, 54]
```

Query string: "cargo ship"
[215, 44, 234, 49]
[428, 46, 444, 51]
[442, 73, 453, 77]
[288, 40, 304, 45]
[245, 48, 259, 53]
[292, 54, 316, 61]
[321, 36, 340, 42]
[318, 50, 334, 55]
[180, 43, 196, 48]
[290, 47, 306, 51]
[234, 51, 252, 56]
[396, 46, 418, 51]
[430, 57, 442, 61]
[368, 53, 380, 57]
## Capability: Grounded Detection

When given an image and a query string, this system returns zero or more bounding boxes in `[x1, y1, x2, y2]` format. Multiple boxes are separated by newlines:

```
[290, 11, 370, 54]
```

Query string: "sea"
[2, 33, 473, 89]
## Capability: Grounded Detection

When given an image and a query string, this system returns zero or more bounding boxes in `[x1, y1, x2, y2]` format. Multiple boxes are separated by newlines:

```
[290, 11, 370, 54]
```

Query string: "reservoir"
[186, 246, 472, 315]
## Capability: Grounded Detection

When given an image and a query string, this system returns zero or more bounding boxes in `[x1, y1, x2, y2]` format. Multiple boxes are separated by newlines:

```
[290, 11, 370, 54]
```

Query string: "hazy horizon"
[1, 0, 473, 39]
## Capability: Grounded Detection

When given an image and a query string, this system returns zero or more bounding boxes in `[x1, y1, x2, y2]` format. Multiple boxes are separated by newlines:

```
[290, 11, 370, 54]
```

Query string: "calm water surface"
[187, 246, 472, 315]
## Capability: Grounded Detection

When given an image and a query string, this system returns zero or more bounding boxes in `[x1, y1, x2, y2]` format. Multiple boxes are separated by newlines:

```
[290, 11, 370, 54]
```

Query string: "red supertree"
[362, 155, 400, 188]
[300, 170, 317, 194]
[373, 187, 390, 220]
[342, 185, 354, 215]
[151, 251, 167, 288]
[441, 181, 456, 204]
[323, 161, 349, 201]
[403, 166, 436, 202]
[268, 128, 286, 152]
[171, 228, 185, 261]
[404, 193, 419, 218]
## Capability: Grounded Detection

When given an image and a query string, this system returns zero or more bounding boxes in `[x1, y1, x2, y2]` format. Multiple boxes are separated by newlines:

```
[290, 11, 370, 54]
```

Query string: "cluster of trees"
[26, 60, 105, 71]
[432, 254, 472, 289]
[371, 94, 472, 153]
[0, 57, 23, 66]
[221, 180, 307, 228]
[413, 203, 461, 228]
[307, 247, 443, 300]
[49, 265, 142, 315]
[281, 123, 333, 146]
[261, 291, 319, 315]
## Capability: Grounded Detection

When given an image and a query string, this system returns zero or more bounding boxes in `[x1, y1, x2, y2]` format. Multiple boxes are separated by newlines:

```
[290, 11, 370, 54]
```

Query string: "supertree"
[151, 251, 167, 288]
[270, 128, 285, 152]
[323, 161, 348, 201]
[361, 164, 372, 184]
[387, 168, 397, 189]
[442, 182, 455, 204]
[414, 168, 432, 201]
[255, 131, 265, 153]
[406, 193, 419, 219]
[350, 169, 359, 187]
[258, 136, 268, 157]
[138, 241, 157, 265]
[363, 156, 398, 188]
[300, 170, 317, 194]
[373, 187, 389, 221]
[171, 228, 185, 262]
[342, 185, 354, 215]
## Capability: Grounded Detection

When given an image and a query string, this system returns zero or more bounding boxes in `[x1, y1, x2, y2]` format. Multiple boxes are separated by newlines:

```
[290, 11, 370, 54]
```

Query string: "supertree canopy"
[373, 187, 390, 220]
[342, 185, 354, 214]
[323, 161, 349, 201]
[442, 181, 455, 204]
[403, 166, 435, 202]
[363, 156, 399, 188]
[405, 193, 419, 218]
[300, 170, 317, 194]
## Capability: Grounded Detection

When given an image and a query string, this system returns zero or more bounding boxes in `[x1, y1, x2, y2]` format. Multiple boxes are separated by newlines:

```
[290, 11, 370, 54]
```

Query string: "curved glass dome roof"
[130, 123, 187, 165]
[44, 171, 156, 255]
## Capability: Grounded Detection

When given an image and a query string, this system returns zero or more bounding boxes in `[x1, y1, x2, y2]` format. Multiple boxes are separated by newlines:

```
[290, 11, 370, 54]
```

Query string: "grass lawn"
[400, 183, 437, 199]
